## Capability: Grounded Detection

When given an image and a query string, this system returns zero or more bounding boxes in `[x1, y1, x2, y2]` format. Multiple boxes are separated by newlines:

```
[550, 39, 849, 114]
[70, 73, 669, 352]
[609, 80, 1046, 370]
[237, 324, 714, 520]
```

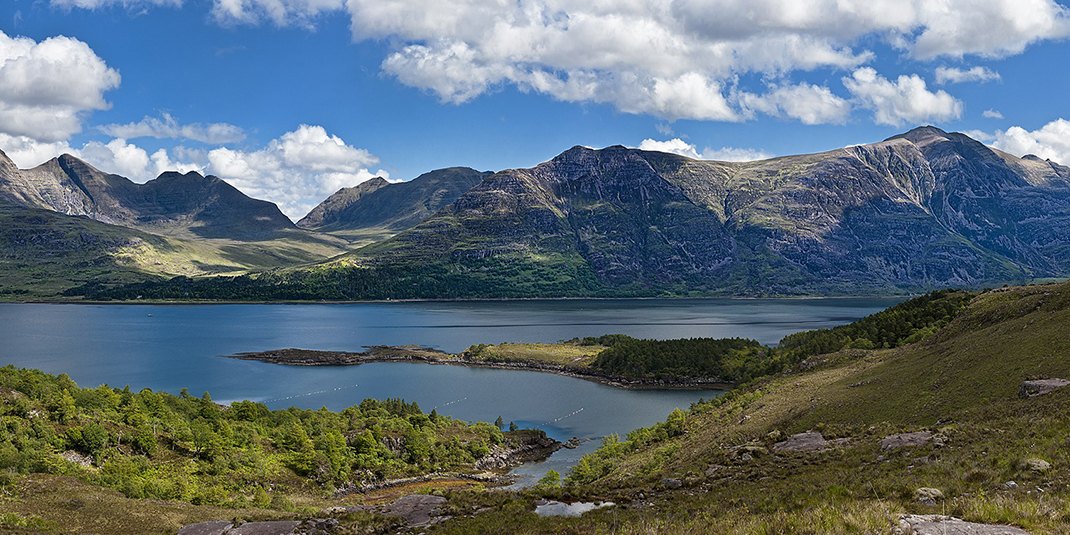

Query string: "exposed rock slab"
[772, 431, 829, 452]
[178, 521, 232, 535]
[895, 514, 1031, 534]
[178, 521, 302, 535]
[881, 431, 933, 450]
[1018, 378, 1070, 398]
[378, 494, 448, 526]
[347, 494, 449, 527]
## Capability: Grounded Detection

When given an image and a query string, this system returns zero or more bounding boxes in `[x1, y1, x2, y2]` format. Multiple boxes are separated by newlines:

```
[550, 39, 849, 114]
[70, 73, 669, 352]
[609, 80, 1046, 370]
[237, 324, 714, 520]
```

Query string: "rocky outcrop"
[914, 487, 945, 505]
[475, 431, 561, 470]
[881, 431, 934, 450]
[772, 431, 829, 452]
[1018, 378, 1070, 398]
[895, 514, 1030, 534]
[336, 494, 450, 527]
[1021, 458, 1051, 473]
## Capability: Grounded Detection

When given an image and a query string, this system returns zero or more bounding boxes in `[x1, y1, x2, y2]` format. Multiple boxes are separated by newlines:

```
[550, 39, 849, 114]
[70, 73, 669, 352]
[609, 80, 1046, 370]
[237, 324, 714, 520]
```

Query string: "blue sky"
[1, 0, 1069, 218]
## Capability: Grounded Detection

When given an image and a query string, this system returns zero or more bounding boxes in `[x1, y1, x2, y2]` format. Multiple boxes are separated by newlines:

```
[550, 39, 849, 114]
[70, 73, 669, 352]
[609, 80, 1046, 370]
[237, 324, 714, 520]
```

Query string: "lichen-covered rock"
[881, 431, 934, 450]
[1022, 458, 1051, 473]
[773, 431, 829, 452]
[1018, 379, 1070, 398]
[914, 487, 945, 505]
[895, 514, 1030, 534]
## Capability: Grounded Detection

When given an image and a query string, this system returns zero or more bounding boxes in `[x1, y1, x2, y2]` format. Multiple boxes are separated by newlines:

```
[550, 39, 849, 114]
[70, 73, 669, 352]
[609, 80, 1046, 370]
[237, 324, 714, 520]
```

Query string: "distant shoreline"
[227, 346, 733, 391]
[13, 294, 914, 306]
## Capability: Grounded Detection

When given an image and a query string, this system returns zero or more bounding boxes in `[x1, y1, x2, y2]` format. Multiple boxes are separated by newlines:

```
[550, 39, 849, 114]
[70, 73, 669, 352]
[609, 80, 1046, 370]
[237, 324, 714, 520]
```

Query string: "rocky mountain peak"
[886, 125, 950, 145]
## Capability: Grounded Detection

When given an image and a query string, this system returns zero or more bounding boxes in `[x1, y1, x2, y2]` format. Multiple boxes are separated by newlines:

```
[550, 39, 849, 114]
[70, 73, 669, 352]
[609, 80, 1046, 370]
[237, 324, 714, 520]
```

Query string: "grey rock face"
[772, 431, 829, 452]
[881, 431, 934, 450]
[895, 514, 1030, 534]
[1018, 378, 1070, 398]
[0, 153, 294, 239]
[298, 167, 488, 232]
[353, 127, 1070, 296]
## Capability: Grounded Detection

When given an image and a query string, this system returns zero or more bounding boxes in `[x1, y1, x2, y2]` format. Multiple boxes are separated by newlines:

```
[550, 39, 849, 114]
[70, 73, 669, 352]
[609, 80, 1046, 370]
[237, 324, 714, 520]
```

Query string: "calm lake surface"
[0, 298, 901, 484]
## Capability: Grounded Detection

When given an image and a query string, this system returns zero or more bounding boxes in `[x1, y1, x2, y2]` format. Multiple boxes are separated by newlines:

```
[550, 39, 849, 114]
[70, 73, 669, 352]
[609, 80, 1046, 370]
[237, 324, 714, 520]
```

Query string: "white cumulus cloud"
[206, 124, 388, 219]
[738, 83, 851, 125]
[0, 31, 120, 142]
[79, 138, 203, 181]
[211, 0, 344, 28]
[637, 138, 771, 162]
[988, 119, 1070, 166]
[935, 66, 1001, 84]
[1, 124, 387, 221]
[100, 113, 246, 144]
[48, 1, 1070, 125]
[982, 109, 1004, 119]
[843, 67, 963, 127]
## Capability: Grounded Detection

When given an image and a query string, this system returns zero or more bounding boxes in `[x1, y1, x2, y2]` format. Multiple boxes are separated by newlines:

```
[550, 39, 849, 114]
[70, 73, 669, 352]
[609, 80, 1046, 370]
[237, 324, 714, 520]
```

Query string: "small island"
[227, 336, 752, 390]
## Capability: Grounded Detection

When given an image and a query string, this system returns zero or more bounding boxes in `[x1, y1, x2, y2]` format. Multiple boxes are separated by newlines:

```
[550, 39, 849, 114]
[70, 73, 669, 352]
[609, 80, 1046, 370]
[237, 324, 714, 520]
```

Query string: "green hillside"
[434, 281, 1070, 533]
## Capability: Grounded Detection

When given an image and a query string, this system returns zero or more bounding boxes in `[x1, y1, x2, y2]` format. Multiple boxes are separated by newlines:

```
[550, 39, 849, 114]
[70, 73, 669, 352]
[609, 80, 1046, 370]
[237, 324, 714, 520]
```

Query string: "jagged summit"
[297, 167, 488, 232]
[885, 125, 950, 144]
[0, 152, 294, 238]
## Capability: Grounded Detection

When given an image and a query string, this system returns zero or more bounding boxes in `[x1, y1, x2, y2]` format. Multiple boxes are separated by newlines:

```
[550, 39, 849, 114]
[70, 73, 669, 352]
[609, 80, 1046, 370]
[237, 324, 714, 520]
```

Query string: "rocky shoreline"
[227, 347, 731, 390]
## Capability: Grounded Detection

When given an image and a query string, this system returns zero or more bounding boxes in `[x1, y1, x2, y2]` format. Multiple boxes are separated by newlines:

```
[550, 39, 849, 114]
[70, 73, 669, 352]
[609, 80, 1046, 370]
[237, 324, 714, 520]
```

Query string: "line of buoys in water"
[550, 407, 584, 424]
[433, 396, 468, 410]
[263, 383, 360, 404]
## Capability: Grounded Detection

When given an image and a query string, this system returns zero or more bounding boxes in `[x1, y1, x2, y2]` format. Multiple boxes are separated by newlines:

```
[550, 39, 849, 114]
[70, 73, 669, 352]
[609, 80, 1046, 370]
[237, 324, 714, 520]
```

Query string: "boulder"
[772, 431, 828, 452]
[1018, 378, 1070, 398]
[1022, 458, 1051, 473]
[662, 478, 683, 489]
[881, 431, 934, 451]
[914, 487, 944, 505]
[895, 514, 1031, 534]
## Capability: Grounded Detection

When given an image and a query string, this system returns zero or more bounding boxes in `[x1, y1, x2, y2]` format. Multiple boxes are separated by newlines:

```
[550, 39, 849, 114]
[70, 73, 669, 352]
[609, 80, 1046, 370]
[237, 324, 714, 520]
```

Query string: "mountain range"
[2, 126, 1069, 299]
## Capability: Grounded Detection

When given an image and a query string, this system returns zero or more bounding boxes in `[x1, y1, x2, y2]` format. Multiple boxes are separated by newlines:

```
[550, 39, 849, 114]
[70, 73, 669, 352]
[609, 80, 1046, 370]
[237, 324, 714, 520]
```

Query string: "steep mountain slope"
[7, 154, 295, 239]
[58, 127, 1070, 300]
[296, 167, 489, 238]
[0, 153, 355, 298]
[345, 127, 1069, 295]
[0, 201, 352, 299]
[296, 176, 390, 230]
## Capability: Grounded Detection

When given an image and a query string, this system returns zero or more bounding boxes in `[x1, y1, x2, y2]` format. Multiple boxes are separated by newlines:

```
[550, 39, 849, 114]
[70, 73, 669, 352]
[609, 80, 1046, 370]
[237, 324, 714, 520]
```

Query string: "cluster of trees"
[0, 366, 505, 507]
[590, 337, 772, 383]
[68, 254, 615, 301]
[578, 291, 974, 384]
[777, 289, 974, 359]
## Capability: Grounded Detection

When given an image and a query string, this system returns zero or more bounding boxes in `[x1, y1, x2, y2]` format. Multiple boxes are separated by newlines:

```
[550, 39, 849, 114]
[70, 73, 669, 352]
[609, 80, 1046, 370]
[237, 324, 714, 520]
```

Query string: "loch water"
[0, 297, 901, 483]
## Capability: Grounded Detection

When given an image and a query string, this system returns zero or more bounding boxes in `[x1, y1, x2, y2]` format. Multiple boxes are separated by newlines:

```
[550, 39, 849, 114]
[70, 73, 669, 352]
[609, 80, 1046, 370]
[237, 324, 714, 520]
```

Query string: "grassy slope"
[0, 205, 349, 299]
[432, 282, 1070, 534]
[463, 343, 606, 367]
